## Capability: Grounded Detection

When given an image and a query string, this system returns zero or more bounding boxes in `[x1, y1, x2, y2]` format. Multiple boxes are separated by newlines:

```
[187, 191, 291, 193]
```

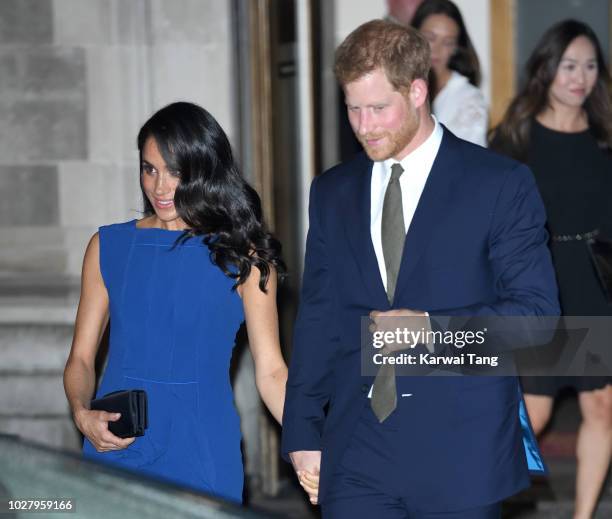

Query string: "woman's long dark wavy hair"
[412, 0, 481, 95]
[489, 19, 612, 160]
[137, 102, 285, 291]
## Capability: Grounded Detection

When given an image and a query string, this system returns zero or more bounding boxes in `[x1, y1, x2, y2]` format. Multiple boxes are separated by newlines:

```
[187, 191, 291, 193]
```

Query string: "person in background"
[63, 102, 318, 503]
[412, 0, 488, 146]
[490, 20, 612, 519]
[387, 0, 424, 26]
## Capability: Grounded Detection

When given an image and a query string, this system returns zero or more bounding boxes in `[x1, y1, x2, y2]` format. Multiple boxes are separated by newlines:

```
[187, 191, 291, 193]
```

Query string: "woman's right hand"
[75, 408, 135, 452]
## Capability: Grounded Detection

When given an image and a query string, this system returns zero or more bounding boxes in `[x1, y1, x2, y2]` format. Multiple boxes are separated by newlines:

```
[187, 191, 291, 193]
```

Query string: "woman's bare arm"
[63, 233, 134, 451]
[239, 267, 287, 424]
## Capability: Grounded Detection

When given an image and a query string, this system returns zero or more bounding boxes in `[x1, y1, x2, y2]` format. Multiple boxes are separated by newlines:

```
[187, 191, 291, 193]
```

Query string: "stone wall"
[0, 0, 235, 278]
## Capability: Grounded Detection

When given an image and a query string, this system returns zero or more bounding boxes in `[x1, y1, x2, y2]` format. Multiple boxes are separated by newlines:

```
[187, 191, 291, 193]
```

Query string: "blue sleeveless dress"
[83, 220, 245, 502]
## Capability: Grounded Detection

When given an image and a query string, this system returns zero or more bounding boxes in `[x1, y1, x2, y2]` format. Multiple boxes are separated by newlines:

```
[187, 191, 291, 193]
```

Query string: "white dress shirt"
[367, 117, 442, 401]
[432, 71, 487, 147]
[370, 116, 443, 291]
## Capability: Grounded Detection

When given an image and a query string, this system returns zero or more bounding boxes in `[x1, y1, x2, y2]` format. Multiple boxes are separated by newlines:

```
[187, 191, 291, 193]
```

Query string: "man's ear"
[409, 78, 429, 109]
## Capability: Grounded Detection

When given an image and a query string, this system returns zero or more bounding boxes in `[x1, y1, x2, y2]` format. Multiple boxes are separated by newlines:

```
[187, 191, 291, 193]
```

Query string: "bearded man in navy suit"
[282, 20, 559, 519]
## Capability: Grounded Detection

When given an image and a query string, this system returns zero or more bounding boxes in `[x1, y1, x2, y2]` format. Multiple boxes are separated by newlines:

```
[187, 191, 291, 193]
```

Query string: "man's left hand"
[369, 308, 434, 353]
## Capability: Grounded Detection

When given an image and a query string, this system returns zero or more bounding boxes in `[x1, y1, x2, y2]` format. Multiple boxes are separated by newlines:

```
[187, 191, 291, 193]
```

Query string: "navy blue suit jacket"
[282, 129, 560, 509]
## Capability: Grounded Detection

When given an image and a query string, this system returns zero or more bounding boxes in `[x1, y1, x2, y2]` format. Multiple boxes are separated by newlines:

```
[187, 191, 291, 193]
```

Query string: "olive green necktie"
[381, 163, 405, 303]
[371, 163, 405, 422]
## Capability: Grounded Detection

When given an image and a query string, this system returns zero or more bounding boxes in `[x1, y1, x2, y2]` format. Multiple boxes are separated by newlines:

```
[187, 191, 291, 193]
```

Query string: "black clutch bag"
[90, 389, 148, 438]
[587, 236, 612, 305]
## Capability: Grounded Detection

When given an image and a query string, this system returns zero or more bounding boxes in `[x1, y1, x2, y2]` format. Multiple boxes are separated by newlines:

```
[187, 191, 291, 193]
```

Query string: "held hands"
[298, 470, 320, 505]
[289, 450, 321, 505]
[74, 408, 135, 452]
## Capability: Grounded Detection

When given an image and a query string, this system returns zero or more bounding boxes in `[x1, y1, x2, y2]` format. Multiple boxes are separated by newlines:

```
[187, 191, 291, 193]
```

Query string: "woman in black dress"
[490, 20, 612, 519]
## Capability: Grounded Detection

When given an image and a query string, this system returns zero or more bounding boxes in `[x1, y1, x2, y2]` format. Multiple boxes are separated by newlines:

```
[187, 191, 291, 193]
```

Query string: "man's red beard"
[358, 117, 419, 162]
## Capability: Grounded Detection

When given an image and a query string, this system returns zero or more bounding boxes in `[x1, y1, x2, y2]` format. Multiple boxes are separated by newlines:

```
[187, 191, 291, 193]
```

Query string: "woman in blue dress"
[63, 102, 318, 503]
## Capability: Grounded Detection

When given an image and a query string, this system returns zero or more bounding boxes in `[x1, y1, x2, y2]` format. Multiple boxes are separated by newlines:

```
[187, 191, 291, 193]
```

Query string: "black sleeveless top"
[526, 120, 612, 315]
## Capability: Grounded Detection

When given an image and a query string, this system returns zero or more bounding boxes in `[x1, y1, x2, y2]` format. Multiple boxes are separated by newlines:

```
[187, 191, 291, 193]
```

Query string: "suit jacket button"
[361, 384, 369, 393]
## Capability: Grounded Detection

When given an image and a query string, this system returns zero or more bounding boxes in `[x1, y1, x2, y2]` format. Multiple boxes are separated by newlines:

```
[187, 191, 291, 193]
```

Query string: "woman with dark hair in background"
[412, 0, 487, 145]
[63, 102, 318, 503]
[490, 20, 612, 519]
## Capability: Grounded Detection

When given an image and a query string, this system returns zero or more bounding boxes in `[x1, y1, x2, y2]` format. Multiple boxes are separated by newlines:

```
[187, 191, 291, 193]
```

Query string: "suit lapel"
[394, 130, 462, 300]
[342, 154, 390, 309]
